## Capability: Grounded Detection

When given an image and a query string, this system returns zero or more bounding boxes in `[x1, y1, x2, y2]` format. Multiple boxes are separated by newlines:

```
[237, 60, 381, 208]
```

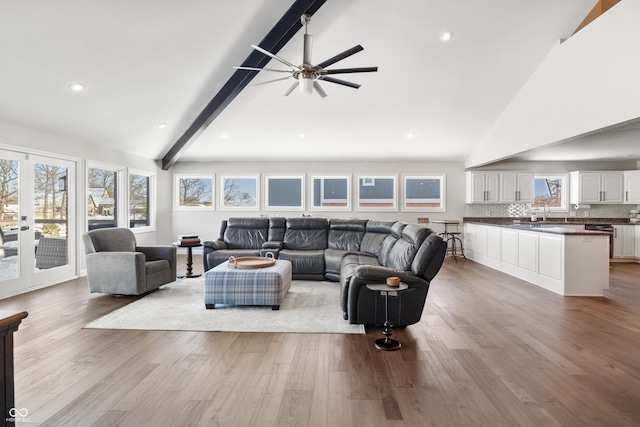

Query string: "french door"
[0, 149, 76, 298]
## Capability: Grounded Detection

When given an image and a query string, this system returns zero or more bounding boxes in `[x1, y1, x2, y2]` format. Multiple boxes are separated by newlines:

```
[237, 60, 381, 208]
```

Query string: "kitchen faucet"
[543, 204, 549, 221]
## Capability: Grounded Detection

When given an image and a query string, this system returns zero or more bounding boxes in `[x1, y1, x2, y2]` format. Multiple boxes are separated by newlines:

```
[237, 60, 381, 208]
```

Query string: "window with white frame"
[87, 164, 121, 230]
[129, 169, 155, 229]
[532, 174, 568, 211]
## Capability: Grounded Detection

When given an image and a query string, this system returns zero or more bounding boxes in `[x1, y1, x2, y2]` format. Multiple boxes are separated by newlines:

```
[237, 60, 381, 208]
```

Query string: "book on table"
[179, 238, 201, 246]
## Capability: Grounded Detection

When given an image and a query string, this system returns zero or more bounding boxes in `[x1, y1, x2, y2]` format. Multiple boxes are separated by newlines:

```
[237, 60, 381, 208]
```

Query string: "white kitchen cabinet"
[466, 172, 499, 203]
[613, 225, 635, 258]
[518, 232, 538, 273]
[636, 226, 640, 258]
[500, 229, 518, 266]
[500, 172, 534, 203]
[623, 170, 640, 203]
[466, 223, 609, 296]
[569, 171, 623, 204]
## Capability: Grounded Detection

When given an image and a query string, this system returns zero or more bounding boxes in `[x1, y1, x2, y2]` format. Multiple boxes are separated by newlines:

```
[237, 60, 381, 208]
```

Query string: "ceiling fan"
[234, 14, 378, 98]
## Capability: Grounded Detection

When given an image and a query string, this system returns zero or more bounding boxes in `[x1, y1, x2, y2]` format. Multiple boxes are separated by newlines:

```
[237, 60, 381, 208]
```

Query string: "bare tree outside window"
[532, 177, 563, 209]
[220, 176, 258, 210]
[34, 163, 68, 237]
[178, 177, 212, 207]
[129, 173, 150, 227]
[88, 167, 117, 229]
[0, 160, 19, 232]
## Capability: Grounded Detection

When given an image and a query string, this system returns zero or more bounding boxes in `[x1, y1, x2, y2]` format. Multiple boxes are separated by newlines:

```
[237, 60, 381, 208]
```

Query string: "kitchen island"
[463, 221, 611, 296]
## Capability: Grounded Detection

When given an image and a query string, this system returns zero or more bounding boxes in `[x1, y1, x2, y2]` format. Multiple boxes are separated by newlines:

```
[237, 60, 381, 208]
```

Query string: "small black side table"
[173, 242, 202, 278]
[366, 283, 408, 351]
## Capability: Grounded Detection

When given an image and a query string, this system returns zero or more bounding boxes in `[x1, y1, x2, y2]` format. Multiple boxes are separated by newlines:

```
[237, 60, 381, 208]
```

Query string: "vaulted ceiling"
[3, 0, 619, 168]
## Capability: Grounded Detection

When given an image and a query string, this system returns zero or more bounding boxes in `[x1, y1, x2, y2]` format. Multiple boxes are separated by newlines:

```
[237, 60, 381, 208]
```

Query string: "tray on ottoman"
[204, 259, 292, 310]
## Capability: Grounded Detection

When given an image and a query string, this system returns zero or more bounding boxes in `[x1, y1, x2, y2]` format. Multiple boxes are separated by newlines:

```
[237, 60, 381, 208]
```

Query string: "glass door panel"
[34, 162, 69, 270]
[0, 150, 75, 298]
[0, 153, 20, 283]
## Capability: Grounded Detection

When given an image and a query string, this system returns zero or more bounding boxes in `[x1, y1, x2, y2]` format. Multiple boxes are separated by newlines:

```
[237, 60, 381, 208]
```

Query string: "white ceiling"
[2, 0, 617, 166]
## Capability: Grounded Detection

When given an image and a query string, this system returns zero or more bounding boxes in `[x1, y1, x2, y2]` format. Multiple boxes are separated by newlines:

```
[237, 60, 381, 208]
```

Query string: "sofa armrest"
[262, 241, 283, 250]
[347, 266, 429, 324]
[203, 240, 227, 250]
[85, 252, 146, 294]
[137, 245, 175, 261]
[137, 245, 177, 279]
[353, 265, 429, 287]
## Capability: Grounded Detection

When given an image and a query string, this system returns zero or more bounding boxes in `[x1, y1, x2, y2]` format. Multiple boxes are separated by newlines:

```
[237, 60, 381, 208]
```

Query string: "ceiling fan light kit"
[234, 14, 377, 98]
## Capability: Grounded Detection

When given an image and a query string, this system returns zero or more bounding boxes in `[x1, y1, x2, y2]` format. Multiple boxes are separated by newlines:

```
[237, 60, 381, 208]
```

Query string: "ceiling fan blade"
[315, 45, 364, 69]
[252, 76, 293, 87]
[234, 66, 292, 74]
[283, 82, 298, 96]
[319, 76, 361, 89]
[313, 81, 327, 98]
[325, 67, 378, 75]
[303, 34, 313, 66]
[251, 44, 299, 70]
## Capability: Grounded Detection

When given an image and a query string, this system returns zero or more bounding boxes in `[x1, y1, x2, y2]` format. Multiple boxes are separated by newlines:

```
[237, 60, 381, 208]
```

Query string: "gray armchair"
[82, 228, 176, 295]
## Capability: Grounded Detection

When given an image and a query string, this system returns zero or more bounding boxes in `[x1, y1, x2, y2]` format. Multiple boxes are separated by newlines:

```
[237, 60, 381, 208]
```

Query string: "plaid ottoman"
[204, 259, 292, 310]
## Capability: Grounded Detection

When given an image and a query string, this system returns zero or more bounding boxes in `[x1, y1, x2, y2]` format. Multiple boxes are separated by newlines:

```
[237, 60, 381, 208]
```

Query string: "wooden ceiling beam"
[161, 0, 327, 170]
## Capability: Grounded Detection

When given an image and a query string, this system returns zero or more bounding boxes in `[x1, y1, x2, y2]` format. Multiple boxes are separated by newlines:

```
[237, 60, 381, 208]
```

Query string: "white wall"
[466, 0, 640, 167]
[170, 160, 467, 240]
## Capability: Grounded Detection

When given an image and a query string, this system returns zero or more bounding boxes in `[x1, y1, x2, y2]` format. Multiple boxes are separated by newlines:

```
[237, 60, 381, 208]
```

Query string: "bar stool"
[433, 220, 466, 262]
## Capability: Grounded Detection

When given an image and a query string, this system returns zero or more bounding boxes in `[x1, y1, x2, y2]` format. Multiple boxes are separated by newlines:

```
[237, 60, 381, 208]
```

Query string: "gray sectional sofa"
[203, 217, 447, 326]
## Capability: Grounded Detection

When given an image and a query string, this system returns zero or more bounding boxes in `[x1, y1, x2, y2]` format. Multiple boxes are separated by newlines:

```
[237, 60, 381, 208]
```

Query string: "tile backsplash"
[465, 204, 639, 219]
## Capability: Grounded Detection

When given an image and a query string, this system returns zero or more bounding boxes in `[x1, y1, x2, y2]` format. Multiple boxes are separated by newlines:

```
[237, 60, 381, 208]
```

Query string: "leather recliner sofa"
[203, 217, 447, 326]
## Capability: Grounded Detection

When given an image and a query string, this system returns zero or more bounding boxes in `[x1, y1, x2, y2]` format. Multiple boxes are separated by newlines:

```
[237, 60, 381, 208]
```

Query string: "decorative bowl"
[386, 276, 401, 287]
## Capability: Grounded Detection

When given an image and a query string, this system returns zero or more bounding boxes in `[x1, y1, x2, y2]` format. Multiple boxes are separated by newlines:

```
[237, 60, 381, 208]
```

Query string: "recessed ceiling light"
[440, 31, 454, 41]
[68, 83, 86, 92]
[406, 131, 416, 138]
[219, 133, 228, 139]
[157, 123, 167, 129]
[298, 133, 305, 138]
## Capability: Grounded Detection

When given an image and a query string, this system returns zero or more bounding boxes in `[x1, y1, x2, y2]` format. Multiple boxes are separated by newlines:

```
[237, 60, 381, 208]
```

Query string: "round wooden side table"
[173, 242, 202, 278]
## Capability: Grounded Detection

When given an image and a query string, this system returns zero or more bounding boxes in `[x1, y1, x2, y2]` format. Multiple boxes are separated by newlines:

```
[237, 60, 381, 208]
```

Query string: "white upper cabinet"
[569, 171, 623, 204]
[499, 172, 534, 203]
[624, 170, 640, 204]
[466, 172, 500, 203]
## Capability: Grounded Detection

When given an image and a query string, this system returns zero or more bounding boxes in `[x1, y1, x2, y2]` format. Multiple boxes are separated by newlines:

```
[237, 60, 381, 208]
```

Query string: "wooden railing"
[1, 311, 28, 427]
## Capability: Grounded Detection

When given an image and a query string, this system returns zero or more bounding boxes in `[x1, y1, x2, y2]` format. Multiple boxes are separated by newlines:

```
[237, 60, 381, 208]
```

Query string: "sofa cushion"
[324, 248, 354, 276]
[224, 218, 269, 249]
[328, 218, 366, 251]
[278, 249, 325, 275]
[360, 220, 396, 257]
[86, 228, 136, 252]
[268, 217, 286, 242]
[283, 217, 328, 250]
[384, 224, 431, 271]
[411, 233, 447, 280]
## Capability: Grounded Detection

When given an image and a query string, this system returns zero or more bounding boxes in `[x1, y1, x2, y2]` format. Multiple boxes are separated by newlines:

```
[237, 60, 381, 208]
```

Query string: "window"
[174, 175, 213, 210]
[402, 174, 446, 212]
[129, 170, 155, 228]
[310, 175, 350, 210]
[355, 174, 398, 211]
[87, 166, 119, 230]
[220, 175, 259, 211]
[264, 175, 304, 211]
[532, 174, 567, 211]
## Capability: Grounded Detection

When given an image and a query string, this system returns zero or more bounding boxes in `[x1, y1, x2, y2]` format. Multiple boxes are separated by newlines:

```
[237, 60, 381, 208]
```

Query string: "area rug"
[84, 278, 365, 334]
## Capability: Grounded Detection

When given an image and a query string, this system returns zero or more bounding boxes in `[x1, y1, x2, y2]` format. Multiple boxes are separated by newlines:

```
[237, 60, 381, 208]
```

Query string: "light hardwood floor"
[2, 256, 640, 426]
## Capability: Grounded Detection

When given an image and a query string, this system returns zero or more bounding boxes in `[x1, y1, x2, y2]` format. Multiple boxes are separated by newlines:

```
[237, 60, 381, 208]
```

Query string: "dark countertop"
[462, 218, 616, 236]
[463, 217, 635, 226]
